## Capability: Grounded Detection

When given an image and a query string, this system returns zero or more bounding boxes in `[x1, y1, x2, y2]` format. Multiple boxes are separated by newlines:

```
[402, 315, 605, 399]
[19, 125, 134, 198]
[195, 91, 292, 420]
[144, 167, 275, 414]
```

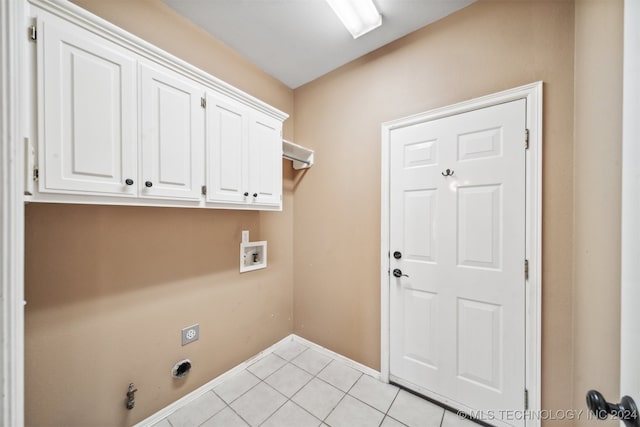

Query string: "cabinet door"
[248, 112, 282, 208]
[205, 92, 248, 204]
[38, 17, 137, 196]
[140, 63, 204, 200]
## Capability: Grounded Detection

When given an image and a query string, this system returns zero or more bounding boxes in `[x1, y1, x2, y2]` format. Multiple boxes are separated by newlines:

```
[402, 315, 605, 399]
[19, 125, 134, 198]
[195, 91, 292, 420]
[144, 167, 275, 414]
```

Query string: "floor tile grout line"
[214, 370, 262, 405]
[381, 389, 410, 427]
[195, 394, 232, 427]
[265, 397, 323, 427]
[289, 350, 334, 377]
[321, 387, 349, 424]
[347, 375, 399, 415]
[262, 358, 317, 401]
[316, 368, 372, 425]
[438, 405, 446, 427]
[256, 392, 292, 427]
[383, 388, 401, 416]
[226, 403, 251, 427]
[239, 375, 292, 425]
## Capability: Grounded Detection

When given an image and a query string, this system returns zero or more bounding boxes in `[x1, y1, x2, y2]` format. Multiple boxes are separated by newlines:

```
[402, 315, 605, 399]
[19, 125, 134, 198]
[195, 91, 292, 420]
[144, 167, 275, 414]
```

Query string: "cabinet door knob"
[253, 193, 258, 198]
[145, 181, 153, 188]
[125, 179, 134, 186]
[244, 192, 249, 197]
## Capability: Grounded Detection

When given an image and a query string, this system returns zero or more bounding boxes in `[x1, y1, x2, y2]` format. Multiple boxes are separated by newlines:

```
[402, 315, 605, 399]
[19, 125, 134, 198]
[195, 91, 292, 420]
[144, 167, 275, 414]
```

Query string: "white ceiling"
[161, 0, 476, 88]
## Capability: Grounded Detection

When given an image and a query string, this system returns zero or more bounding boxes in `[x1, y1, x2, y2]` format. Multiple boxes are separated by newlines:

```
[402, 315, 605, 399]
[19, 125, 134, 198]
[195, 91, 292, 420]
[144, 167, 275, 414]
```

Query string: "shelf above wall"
[282, 139, 314, 170]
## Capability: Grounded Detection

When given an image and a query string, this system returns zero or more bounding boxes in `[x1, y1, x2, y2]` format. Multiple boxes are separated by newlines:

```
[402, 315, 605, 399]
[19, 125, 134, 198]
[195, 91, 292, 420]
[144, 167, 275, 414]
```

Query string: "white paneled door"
[389, 100, 527, 426]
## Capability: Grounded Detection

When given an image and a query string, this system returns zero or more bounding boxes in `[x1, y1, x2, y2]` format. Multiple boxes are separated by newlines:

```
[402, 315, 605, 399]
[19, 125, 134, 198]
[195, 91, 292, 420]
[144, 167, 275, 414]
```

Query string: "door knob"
[125, 179, 134, 186]
[253, 193, 258, 198]
[392, 269, 408, 278]
[244, 192, 249, 197]
[393, 251, 402, 259]
[145, 181, 153, 188]
[586, 390, 639, 427]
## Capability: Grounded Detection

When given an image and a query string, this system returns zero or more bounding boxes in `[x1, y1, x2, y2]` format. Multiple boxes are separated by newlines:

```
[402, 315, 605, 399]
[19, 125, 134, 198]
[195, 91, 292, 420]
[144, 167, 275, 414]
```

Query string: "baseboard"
[134, 334, 381, 426]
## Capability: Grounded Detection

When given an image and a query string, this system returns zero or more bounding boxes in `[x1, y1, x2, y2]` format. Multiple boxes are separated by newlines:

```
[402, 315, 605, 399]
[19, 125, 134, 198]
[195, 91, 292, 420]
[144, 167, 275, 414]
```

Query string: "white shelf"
[282, 139, 314, 170]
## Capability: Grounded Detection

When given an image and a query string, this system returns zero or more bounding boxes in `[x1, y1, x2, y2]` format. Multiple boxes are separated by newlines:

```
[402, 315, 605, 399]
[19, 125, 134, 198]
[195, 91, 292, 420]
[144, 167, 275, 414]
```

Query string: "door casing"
[620, 0, 640, 410]
[380, 81, 542, 425]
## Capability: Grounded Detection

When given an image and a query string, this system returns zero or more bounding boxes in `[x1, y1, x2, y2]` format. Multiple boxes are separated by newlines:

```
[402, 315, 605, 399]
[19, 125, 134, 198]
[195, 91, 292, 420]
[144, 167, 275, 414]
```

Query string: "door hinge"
[200, 97, 206, 109]
[201, 185, 207, 195]
[525, 128, 530, 149]
[29, 25, 37, 41]
[524, 259, 529, 281]
[524, 389, 529, 410]
[33, 166, 39, 181]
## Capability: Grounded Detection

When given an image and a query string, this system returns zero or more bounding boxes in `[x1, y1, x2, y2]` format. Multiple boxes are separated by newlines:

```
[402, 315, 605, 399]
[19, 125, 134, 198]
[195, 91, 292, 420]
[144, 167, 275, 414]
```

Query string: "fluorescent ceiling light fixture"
[325, 0, 382, 39]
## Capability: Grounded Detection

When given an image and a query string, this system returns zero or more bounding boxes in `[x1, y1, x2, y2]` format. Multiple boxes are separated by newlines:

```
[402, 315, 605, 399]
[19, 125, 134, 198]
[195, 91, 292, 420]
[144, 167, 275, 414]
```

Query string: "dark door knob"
[392, 269, 408, 278]
[125, 179, 134, 186]
[586, 390, 639, 427]
[393, 251, 402, 259]
[253, 193, 258, 198]
[244, 192, 249, 197]
[145, 181, 153, 188]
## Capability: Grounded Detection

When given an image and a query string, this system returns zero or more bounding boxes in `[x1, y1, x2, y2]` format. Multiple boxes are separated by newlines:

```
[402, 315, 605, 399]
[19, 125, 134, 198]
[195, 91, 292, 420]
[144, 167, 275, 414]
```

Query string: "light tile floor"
[152, 340, 478, 427]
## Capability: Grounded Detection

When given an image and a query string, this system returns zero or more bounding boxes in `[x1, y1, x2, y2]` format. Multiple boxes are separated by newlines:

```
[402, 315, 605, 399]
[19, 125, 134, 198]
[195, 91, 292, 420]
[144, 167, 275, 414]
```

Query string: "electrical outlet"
[182, 324, 199, 346]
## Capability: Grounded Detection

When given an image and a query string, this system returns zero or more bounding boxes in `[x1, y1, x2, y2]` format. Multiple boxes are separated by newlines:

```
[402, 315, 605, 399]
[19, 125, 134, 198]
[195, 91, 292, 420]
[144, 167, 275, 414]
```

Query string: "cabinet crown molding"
[28, 0, 289, 122]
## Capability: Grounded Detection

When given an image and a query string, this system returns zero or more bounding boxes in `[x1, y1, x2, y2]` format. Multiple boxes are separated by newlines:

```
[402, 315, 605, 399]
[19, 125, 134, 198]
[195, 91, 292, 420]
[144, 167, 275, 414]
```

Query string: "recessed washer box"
[240, 230, 267, 273]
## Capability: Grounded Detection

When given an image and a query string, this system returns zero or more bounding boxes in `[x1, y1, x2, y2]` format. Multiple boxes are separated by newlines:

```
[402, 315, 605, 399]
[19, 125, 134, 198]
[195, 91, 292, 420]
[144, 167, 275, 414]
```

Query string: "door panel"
[389, 99, 526, 426]
[404, 289, 439, 369]
[457, 184, 502, 269]
[39, 17, 137, 196]
[248, 112, 282, 207]
[140, 63, 204, 200]
[457, 127, 502, 161]
[403, 189, 437, 263]
[206, 92, 248, 203]
[457, 298, 502, 391]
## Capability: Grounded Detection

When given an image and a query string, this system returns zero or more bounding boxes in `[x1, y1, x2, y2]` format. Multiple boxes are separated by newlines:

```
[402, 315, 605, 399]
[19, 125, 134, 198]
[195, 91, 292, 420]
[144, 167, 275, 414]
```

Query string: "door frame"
[620, 0, 640, 406]
[1, 0, 26, 425]
[380, 81, 542, 423]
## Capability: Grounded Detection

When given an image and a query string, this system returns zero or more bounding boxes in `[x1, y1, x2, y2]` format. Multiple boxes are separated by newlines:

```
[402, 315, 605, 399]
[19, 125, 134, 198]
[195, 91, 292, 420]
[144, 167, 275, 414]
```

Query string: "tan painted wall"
[572, 1, 623, 426]
[24, 1, 294, 426]
[293, 0, 577, 419]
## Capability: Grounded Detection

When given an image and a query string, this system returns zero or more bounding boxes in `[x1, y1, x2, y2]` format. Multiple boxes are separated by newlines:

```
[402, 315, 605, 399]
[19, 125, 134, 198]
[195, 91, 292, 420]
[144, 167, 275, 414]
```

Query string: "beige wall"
[572, 1, 623, 425]
[25, 1, 294, 426]
[293, 0, 577, 419]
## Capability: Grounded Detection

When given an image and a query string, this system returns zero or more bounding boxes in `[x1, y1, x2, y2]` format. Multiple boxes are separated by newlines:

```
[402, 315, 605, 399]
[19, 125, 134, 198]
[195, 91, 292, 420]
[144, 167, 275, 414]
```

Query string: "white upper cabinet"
[38, 15, 138, 197]
[205, 93, 282, 208]
[28, 0, 287, 210]
[140, 63, 205, 201]
[205, 92, 248, 204]
[248, 112, 282, 207]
